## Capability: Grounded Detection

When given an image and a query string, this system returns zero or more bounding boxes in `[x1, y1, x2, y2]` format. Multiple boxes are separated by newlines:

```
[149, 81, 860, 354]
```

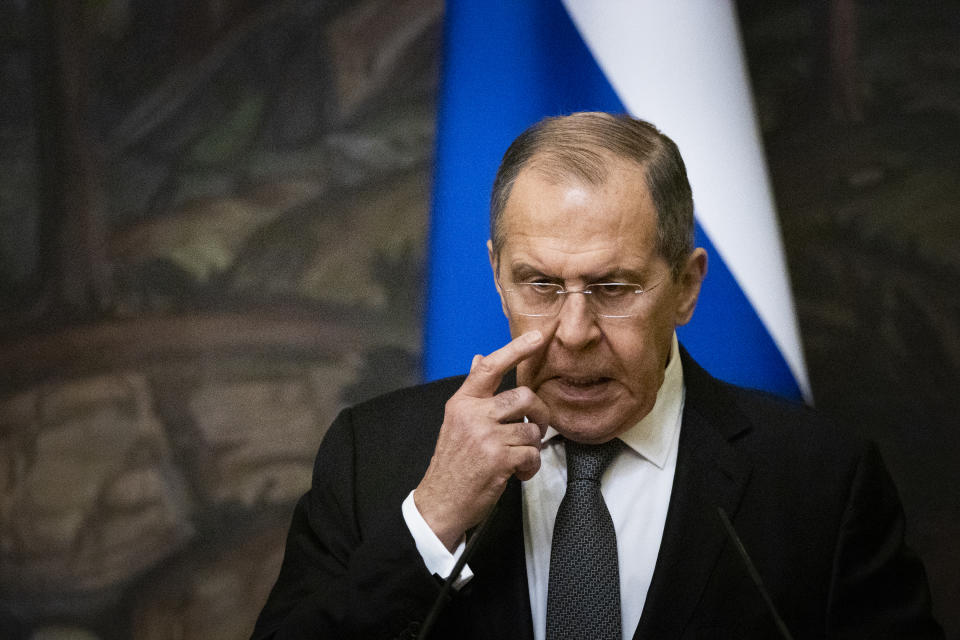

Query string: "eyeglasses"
[501, 279, 664, 318]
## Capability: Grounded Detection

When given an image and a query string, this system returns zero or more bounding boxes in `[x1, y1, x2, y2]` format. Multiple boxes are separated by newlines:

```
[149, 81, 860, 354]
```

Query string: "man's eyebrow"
[508, 263, 554, 281]
[599, 268, 649, 283]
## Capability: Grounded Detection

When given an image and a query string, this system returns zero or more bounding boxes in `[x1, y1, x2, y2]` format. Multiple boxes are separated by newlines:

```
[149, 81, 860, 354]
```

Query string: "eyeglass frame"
[496, 275, 666, 319]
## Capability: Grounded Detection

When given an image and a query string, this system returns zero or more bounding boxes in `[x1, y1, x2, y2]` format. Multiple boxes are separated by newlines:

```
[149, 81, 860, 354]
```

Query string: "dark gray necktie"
[546, 438, 623, 640]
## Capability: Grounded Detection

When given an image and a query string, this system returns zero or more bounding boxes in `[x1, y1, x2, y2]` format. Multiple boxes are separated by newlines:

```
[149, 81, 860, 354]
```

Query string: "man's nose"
[554, 291, 602, 350]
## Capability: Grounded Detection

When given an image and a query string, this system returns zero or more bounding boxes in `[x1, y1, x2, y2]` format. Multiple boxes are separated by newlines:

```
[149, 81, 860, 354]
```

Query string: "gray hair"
[490, 112, 694, 279]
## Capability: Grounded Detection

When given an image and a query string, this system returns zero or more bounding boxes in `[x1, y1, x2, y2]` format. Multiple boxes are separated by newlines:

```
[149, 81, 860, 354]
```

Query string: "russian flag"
[425, 0, 810, 401]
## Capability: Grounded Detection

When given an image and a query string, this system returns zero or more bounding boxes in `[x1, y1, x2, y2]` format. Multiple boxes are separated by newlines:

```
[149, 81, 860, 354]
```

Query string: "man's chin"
[546, 403, 629, 445]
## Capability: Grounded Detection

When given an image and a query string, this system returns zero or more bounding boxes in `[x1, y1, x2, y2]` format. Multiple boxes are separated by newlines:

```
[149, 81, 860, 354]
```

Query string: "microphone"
[417, 500, 503, 640]
[716, 507, 795, 640]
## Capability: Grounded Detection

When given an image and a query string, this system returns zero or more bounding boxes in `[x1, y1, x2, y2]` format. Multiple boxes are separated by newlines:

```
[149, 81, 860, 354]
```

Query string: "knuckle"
[513, 386, 536, 405]
[518, 421, 539, 443]
[528, 421, 543, 442]
[527, 448, 542, 467]
[494, 388, 519, 411]
[445, 394, 476, 418]
[473, 357, 497, 377]
[519, 447, 541, 470]
[479, 439, 503, 461]
[444, 395, 462, 415]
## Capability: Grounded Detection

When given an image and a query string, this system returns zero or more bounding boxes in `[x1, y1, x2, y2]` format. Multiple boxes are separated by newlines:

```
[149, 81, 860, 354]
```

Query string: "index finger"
[460, 330, 544, 397]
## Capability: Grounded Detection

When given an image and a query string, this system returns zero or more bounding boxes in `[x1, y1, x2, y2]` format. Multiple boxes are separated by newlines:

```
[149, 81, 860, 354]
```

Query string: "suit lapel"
[633, 351, 753, 639]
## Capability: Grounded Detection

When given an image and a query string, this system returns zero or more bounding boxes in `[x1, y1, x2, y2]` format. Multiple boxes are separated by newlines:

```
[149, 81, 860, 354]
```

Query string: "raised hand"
[414, 330, 552, 550]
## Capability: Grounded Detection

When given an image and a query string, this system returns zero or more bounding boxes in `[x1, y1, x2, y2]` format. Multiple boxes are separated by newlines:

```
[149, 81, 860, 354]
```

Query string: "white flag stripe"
[561, 0, 810, 397]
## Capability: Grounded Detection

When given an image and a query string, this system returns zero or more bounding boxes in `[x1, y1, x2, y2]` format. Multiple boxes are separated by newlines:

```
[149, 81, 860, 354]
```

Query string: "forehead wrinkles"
[505, 164, 652, 241]
[501, 198, 657, 285]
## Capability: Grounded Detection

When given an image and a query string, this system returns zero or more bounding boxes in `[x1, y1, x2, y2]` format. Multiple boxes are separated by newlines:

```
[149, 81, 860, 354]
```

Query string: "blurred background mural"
[0, 0, 956, 638]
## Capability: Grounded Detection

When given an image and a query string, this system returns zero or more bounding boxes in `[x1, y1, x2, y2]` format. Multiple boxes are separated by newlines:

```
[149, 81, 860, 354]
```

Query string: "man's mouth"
[547, 375, 615, 401]
[556, 376, 609, 387]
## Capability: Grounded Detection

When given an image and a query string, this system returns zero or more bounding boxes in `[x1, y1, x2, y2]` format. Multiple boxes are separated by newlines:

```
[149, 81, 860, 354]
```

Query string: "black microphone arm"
[716, 506, 795, 640]
[417, 500, 502, 640]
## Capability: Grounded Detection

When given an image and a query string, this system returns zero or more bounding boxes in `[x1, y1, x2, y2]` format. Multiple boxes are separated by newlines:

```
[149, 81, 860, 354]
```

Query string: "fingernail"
[524, 330, 542, 344]
[470, 354, 481, 371]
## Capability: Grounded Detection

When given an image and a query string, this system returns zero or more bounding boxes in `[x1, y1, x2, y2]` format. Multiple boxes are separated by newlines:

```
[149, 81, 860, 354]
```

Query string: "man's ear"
[488, 239, 509, 318]
[675, 248, 707, 326]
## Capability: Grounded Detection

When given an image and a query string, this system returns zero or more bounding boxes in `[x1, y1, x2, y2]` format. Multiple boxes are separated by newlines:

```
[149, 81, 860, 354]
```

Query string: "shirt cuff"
[401, 490, 474, 590]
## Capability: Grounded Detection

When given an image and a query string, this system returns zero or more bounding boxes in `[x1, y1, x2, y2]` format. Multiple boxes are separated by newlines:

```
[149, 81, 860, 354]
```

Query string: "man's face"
[490, 160, 705, 444]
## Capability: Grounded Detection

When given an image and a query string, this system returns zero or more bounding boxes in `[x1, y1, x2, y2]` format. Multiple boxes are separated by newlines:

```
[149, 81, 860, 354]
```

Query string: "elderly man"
[252, 113, 941, 639]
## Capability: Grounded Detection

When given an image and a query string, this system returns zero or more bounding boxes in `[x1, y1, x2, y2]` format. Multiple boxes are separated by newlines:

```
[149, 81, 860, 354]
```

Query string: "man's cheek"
[516, 352, 549, 391]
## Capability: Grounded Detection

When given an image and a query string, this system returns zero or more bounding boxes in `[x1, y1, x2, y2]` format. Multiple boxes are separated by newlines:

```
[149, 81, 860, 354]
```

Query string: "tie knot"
[565, 439, 622, 483]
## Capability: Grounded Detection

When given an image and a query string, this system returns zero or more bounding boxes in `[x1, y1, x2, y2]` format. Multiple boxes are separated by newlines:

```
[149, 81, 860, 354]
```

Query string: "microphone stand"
[417, 500, 502, 640]
[716, 507, 794, 640]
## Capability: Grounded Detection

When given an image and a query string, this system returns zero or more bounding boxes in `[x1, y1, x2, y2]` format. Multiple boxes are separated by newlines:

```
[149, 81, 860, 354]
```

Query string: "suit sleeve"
[250, 406, 444, 640]
[826, 442, 944, 639]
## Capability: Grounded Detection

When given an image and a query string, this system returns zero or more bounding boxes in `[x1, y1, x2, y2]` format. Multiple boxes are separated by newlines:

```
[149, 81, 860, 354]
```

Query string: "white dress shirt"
[403, 334, 685, 640]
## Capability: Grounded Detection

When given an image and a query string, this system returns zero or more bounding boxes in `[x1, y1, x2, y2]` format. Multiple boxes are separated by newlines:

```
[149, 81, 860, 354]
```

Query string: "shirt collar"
[541, 333, 684, 470]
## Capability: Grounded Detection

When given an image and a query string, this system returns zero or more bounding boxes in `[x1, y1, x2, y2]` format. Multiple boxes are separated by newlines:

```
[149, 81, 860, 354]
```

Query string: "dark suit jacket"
[251, 350, 942, 639]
